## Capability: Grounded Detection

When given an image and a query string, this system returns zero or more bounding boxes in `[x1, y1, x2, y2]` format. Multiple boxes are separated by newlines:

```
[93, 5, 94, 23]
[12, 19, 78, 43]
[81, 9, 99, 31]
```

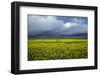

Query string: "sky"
[28, 15, 88, 38]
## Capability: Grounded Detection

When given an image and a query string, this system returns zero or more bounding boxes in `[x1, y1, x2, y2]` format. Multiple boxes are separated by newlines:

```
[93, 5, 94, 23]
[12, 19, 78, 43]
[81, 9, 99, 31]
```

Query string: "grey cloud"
[28, 15, 87, 36]
[28, 16, 64, 35]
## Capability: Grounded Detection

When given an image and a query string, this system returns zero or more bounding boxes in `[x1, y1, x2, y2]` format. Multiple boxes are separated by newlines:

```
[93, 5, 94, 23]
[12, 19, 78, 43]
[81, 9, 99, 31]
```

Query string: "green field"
[28, 38, 88, 61]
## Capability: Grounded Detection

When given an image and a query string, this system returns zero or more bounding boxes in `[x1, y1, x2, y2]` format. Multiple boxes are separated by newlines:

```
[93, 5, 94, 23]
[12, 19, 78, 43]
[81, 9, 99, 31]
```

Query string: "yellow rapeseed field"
[28, 38, 88, 61]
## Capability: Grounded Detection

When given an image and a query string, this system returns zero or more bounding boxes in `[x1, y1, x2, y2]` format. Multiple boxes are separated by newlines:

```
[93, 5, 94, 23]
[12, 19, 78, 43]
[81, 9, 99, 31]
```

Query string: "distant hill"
[28, 33, 87, 39]
[66, 33, 87, 38]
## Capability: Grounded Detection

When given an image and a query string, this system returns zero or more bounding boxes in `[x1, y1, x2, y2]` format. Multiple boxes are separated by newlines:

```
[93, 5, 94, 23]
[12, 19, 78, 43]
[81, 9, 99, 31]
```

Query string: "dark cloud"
[28, 15, 64, 35]
[28, 15, 88, 37]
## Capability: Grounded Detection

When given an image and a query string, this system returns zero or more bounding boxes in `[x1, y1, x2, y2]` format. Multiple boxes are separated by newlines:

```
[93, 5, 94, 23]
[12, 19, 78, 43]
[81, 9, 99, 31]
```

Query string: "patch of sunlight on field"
[28, 38, 88, 61]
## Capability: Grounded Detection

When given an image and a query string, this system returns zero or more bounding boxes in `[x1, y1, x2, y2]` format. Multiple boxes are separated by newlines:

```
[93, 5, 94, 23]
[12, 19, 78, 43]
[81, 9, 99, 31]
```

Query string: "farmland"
[28, 38, 88, 61]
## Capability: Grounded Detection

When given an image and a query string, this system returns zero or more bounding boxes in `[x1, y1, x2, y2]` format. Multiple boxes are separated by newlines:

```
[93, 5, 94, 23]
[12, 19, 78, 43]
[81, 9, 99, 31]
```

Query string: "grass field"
[28, 38, 88, 61]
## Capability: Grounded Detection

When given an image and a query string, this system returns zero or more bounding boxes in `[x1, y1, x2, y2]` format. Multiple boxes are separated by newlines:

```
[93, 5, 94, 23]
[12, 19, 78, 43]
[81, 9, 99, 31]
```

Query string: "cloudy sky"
[28, 15, 88, 38]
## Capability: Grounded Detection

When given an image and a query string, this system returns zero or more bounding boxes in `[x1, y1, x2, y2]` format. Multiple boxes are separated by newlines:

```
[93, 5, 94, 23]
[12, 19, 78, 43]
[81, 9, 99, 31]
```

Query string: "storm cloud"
[28, 15, 88, 38]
